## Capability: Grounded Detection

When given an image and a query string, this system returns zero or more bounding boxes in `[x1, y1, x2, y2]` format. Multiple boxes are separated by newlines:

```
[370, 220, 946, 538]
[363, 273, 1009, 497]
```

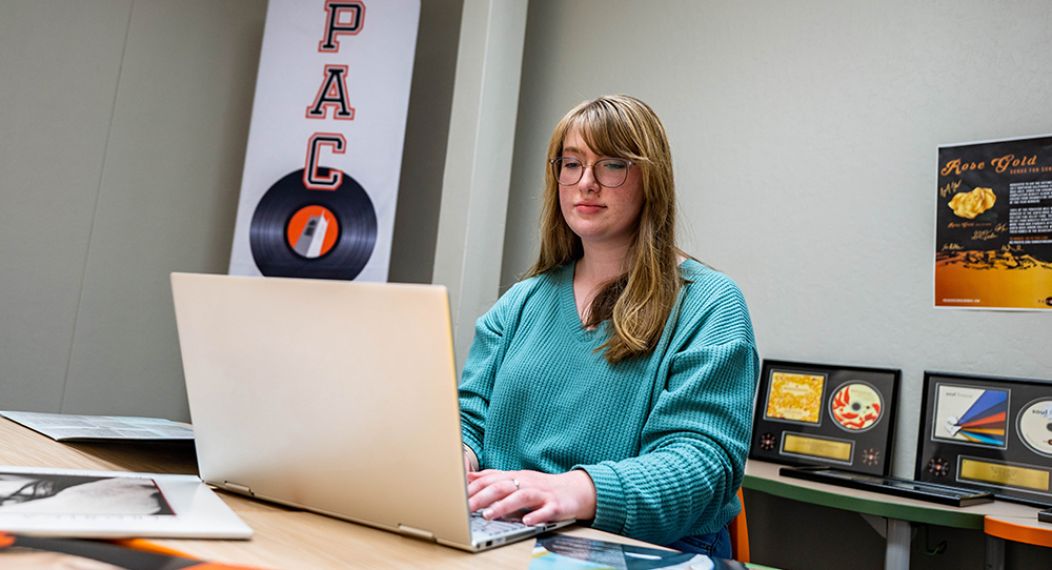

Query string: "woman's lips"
[574, 203, 605, 214]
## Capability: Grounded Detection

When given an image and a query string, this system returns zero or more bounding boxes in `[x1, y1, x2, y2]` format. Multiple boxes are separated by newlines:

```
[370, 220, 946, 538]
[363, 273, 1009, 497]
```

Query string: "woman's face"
[557, 127, 644, 251]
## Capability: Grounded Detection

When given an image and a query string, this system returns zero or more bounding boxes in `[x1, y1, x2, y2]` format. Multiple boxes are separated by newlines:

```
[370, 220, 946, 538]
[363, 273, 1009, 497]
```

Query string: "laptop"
[170, 273, 573, 551]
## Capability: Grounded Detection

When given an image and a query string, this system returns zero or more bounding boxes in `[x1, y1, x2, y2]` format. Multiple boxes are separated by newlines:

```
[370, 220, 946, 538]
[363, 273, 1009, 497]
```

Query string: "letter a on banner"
[228, 0, 420, 281]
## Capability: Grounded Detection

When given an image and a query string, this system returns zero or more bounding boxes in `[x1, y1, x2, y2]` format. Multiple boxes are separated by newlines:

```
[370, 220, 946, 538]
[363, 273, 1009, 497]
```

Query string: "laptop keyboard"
[470, 512, 529, 539]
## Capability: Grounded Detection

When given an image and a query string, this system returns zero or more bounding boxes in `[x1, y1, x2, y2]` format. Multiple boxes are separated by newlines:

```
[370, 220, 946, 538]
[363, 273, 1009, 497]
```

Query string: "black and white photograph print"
[0, 471, 174, 516]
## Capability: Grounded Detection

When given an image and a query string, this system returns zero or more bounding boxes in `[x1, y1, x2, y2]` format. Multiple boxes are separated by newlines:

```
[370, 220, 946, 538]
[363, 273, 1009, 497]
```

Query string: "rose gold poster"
[935, 136, 1052, 310]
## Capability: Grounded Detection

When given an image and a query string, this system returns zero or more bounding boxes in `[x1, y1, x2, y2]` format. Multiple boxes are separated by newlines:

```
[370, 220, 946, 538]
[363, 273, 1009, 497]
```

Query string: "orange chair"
[728, 487, 750, 562]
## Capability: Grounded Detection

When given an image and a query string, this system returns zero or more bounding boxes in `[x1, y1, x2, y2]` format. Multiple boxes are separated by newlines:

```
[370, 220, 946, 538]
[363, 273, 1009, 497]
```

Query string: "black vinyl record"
[249, 169, 377, 280]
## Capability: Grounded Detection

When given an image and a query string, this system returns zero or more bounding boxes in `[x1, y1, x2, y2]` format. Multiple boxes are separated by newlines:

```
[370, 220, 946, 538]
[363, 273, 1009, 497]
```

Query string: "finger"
[521, 503, 561, 526]
[469, 477, 519, 509]
[466, 469, 503, 484]
[466, 471, 513, 496]
[468, 478, 519, 512]
[482, 487, 542, 521]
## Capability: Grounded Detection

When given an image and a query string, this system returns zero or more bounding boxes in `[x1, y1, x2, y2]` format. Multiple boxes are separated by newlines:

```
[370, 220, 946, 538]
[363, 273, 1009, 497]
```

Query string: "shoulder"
[678, 259, 747, 306]
[675, 259, 753, 345]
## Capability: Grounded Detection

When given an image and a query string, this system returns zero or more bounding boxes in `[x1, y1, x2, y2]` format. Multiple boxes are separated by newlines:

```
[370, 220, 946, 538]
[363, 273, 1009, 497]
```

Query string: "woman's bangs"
[570, 110, 640, 161]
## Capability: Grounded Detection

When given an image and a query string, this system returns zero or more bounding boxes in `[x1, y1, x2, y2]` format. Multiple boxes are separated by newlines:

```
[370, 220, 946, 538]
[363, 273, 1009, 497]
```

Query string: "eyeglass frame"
[548, 157, 635, 188]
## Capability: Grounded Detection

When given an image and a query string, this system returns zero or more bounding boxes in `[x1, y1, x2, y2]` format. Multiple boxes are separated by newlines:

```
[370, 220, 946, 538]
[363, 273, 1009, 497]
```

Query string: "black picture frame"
[915, 370, 1052, 507]
[749, 359, 900, 476]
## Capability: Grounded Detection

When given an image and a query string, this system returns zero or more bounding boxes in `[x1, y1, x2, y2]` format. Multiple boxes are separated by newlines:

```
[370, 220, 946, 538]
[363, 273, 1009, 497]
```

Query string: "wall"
[0, 0, 461, 419]
[0, 0, 265, 419]
[389, 0, 462, 284]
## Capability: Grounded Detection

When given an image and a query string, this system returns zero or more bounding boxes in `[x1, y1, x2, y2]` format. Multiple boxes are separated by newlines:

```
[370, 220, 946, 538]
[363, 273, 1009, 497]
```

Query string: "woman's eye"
[601, 160, 627, 171]
[562, 160, 582, 170]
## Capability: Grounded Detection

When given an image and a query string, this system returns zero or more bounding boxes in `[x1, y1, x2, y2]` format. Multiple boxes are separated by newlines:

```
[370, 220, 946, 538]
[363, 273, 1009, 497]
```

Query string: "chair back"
[728, 487, 750, 562]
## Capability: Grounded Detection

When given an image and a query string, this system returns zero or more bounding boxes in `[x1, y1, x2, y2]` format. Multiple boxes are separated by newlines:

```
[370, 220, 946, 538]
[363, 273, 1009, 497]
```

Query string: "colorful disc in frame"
[1017, 398, 1052, 457]
[830, 382, 883, 431]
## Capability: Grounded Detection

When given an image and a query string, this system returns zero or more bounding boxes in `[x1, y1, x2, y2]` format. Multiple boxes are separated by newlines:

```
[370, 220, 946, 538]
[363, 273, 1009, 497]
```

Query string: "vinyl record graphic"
[249, 169, 377, 280]
[830, 382, 883, 431]
[1017, 398, 1052, 457]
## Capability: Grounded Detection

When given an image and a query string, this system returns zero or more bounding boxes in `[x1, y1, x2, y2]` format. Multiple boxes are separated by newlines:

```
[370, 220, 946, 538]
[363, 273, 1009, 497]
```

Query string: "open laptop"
[170, 273, 572, 552]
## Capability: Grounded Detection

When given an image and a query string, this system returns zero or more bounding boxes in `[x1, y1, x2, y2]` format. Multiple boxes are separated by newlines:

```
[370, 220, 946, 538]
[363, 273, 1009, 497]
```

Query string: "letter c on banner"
[304, 133, 347, 190]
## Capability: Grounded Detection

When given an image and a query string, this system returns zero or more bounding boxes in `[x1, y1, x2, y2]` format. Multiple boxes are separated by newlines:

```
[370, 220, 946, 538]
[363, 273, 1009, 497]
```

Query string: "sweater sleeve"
[458, 283, 524, 464]
[577, 282, 759, 544]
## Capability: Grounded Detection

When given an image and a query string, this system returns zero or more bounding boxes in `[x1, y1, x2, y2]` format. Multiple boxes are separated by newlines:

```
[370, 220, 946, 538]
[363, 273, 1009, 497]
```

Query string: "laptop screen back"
[171, 273, 472, 544]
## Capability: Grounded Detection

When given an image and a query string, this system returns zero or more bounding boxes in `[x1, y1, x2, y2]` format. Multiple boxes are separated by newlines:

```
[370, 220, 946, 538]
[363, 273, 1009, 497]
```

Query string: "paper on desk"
[0, 465, 251, 539]
[0, 410, 193, 442]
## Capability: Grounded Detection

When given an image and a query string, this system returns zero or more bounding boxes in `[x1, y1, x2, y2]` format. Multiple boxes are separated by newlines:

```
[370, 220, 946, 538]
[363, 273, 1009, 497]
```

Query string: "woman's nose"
[578, 165, 600, 193]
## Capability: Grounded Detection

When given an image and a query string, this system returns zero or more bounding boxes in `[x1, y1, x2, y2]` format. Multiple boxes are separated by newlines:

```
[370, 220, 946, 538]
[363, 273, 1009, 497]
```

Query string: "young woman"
[458, 95, 758, 558]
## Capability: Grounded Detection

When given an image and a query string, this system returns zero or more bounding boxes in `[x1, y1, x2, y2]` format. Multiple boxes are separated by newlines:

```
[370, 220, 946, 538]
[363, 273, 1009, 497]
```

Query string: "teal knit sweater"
[459, 259, 759, 545]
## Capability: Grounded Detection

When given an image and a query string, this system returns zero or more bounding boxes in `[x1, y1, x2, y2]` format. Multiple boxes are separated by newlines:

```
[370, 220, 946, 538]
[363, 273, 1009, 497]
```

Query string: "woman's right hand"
[467, 468, 596, 525]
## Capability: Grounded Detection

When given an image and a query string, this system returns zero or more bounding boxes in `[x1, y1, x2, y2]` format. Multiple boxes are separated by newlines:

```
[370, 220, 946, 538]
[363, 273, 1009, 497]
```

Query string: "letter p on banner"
[319, 0, 366, 52]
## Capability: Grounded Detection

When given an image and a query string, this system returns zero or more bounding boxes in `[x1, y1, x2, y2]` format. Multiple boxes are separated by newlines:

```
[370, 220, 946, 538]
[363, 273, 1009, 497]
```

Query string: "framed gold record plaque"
[916, 371, 1052, 506]
[749, 360, 900, 476]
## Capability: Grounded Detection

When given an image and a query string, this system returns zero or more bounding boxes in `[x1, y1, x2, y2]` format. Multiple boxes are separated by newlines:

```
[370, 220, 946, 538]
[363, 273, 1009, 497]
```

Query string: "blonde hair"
[526, 95, 682, 363]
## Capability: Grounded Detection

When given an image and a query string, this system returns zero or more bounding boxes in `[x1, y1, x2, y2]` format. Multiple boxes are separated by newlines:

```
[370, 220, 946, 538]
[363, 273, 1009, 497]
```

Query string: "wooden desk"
[744, 460, 1052, 570]
[0, 417, 664, 569]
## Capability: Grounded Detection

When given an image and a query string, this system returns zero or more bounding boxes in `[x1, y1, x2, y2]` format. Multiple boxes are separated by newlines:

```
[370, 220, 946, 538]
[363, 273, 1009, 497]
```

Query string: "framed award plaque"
[915, 371, 1052, 506]
[749, 360, 900, 476]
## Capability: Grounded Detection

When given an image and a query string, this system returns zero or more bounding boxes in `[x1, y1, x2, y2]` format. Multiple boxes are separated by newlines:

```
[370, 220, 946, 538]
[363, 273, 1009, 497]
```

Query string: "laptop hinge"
[222, 481, 254, 496]
[397, 524, 436, 542]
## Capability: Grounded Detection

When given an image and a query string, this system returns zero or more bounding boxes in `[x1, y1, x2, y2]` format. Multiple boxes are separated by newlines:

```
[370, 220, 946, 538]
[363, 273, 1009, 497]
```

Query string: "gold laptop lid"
[171, 273, 472, 546]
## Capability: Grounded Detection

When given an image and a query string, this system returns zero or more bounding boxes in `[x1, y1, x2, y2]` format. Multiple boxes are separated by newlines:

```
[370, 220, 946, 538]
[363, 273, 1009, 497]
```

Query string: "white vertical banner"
[228, 0, 420, 281]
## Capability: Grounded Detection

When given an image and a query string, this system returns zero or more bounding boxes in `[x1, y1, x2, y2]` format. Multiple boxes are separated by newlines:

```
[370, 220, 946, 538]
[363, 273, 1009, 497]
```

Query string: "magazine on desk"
[530, 534, 746, 570]
[0, 465, 251, 539]
[0, 411, 194, 443]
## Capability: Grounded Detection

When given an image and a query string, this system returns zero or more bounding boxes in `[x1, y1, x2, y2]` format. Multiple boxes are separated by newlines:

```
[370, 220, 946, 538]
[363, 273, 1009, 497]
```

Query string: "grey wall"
[389, 0, 463, 285]
[505, 0, 1052, 477]
[0, 0, 461, 420]
[0, 0, 265, 419]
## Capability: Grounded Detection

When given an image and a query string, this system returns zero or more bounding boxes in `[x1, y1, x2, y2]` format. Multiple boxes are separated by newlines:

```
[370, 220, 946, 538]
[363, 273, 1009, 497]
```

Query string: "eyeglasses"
[549, 157, 633, 188]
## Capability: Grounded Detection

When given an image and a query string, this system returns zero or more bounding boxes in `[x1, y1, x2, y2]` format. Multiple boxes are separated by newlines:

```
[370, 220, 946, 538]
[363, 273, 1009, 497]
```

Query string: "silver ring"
[511, 478, 520, 491]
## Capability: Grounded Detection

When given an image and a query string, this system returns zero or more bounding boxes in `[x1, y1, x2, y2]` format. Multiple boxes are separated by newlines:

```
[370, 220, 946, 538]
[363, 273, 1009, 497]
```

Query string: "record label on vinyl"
[830, 382, 883, 431]
[1017, 398, 1052, 457]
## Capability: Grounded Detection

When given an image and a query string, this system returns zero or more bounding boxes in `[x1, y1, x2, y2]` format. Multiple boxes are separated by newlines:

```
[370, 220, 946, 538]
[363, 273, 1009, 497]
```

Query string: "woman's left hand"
[466, 469, 596, 525]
